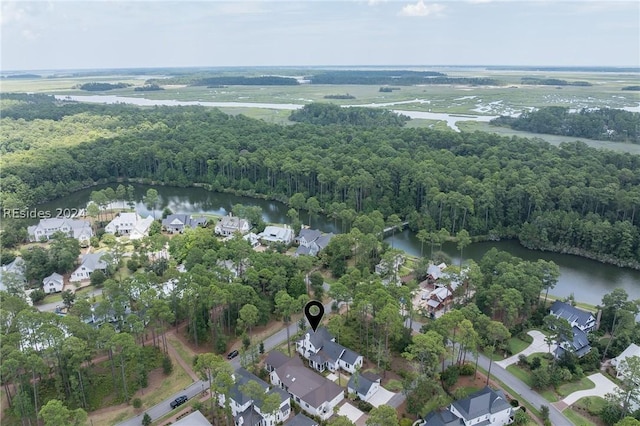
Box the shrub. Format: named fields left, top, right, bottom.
left=29, top=289, right=46, bottom=304
left=518, top=354, right=529, bottom=367
left=459, top=363, right=475, bottom=376
left=132, top=398, right=142, bottom=409
left=510, top=399, right=519, bottom=407
left=441, top=366, right=459, bottom=389
left=356, top=400, right=373, bottom=412
left=142, top=413, right=152, bottom=426
left=400, top=419, right=414, bottom=426
left=530, top=357, right=542, bottom=370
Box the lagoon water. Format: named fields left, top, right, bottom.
left=38, top=183, right=640, bottom=307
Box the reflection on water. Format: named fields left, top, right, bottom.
left=38, top=183, right=640, bottom=306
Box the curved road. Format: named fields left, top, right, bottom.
left=116, top=292, right=571, bottom=426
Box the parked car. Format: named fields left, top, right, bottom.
left=170, top=395, right=188, bottom=409
left=227, top=350, right=239, bottom=359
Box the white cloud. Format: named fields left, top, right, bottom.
left=398, top=1, right=445, bottom=17
left=21, top=28, right=39, bottom=40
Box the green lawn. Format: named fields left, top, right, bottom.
left=564, top=408, right=597, bottom=426
left=384, top=379, right=403, bottom=392
left=557, top=377, right=596, bottom=398
left=573, top=396, right=607, bottom=416
left=506, top=365, right=533, bottom=387
left=507, top=335, right=533, bottom=355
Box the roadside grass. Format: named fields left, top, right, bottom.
left=41, top=292, right=63, bottom=304
left=167, top=335, right=197, bottom=366
left=573, top=396, right=606, bottom=416
left=564, top=408, right=597, bottom=426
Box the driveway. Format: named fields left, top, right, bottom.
left=561, top=373, right=619, bottom=406
left=496, top=330, right=554, bottom=368
left=337, top=402, right=365, bottom=424
left=367, top=386, right=395, bottom=407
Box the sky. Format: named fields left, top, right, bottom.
left=1, top=0, right=639, bottom=71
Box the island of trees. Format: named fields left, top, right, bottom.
left=77, top=82, right=132, bottom=91
left=491, top=107, right=640, bottom=143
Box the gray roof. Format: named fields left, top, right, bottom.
left=295, top=245, right=313, bottom=256
left=236, top=406, right=262, bottom=426
left=550, top=301, right=595, bottom=328
left=422, top=410, right=465, bottom=426
left=347, top=372, right=380, bottom=396
left=162, top=214, right=207, bottom=229
left=173, top=411, right=212, bottom=426
left=43, top=272, right=63, bottom=285
left=341, top=347, right=361, bottom=365
left=315, top=233, right=334, bottom=250
left=275, top=355, right=343, bottom=408
left=299, top=228, right=322, bottom=243
left=285, top=413, right=319, bottom=426
left=230, top=368, right=269, bottom=406
left=555, top=326, right=592, bottom=358
left=80, top=253, right=108, bottom=271
left=452, top=386, right=511, bottom=420
left=305, top=327, right=333, bottom=349
left=265, top=350, right=291, bottom=370
left=321, top=340, right=345, bottom=363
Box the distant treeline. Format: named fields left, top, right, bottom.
left=78, top=82, right=132, bottom=91
left=289, top=103, right=410, bottom=127
left=2, top=74, right=41, bottom=79
left=521, top=77, right=592, bottom=87
left=491, top=107, right=640, bottom=143
left=621, top=86, right=640, bottom=91
left=308, top=70, right=499, bottom=86
left=147, top=76, right=299, bottom=86
left=134, top=84, right=164, bottom=91
left=379, top=87, right=401, bottom=92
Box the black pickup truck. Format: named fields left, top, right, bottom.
left=170, top=395, right=188, bottom=409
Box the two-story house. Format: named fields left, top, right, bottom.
left=70, top=253, right=108, bottom=282
left=549, top=301, right=596, bottom=359
left=43, top=272, right=64, bottom=293
left=161, top=214, right=208, bottom=233
left=347, top=371, right=381, bottom=402
left=295, top=229, right=334, bottom=257
left=265, top=351, right=344, bottom=422
left=0, top=256, right=26, bottom=292
left=258, top=226, right=294, bottom=245
left=105, top=212, right=154, bottom=239
left=218, top=368, right=290, bottom=426
left=27, top=218, right=93, bottom=245
left=296, top=327, right=363, bottom=374
left=421, top=386, right=515, bottom=426
left=214, top=213, right=250, bottom=236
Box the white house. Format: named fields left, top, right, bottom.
left=295, top=229, right=334, bottom=257
left=105, top=212, right=154, bottom=239
left=172, top=411, right=212, bottom=426
left=70, top=253, right=108, bottom=282
left=43, top=272, right=64, bottom=293
left=243, top=232, right=260, bottom=248
left=422, top=386, right=514, bottom=426
left=296, top=327, right=363, bottom=374
left=612, top=343, right=640, bottom=379
left=161, top=214, right=207, bottom=233
left=284, top=413, right=319, bottom=426
left=27, top=218, right=93, bottom=244
left=258, top=226, right=294, bottom=245
left=266, top=351, right=344, bottom=422
left=0, top=256, right=26, bottom=292
left=347, top=371, right=381, bottom=402
left=549, top=301, right=597, bottom=333
left=214, top=213, right=250, bottom=236
left=218, top=367, right=291, bottom=426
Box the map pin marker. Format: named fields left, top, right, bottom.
left=304, top=300, right=324, bottom=332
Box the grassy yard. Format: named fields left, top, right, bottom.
left=564, top=408, right=597, bottom=426
left=384, top=379, right=403, bottom=392
left=557, top=377, right=596, bottom=398
left=507, top=334, right=533, bottom=355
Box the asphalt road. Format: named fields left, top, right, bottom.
left=115, top=298, right=334, bottom=426
left=36, top=288, right=103, bottom=312
left=115, top=287, right=571, bottom=426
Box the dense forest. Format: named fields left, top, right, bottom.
left=520, top=77, right=592, bottom=86
left=1, top=94, right=639, bottom=267
left=77, top=82, right=132, bottom=91
left=490, top=107, right=640, bottom=143
left=289, top=103, right=410, bottom=127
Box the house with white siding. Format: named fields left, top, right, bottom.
left=70, top=253, right=108, bottom=282
left=214, top=213, right=250, bottom=236
left=43, top=272, right=64, bottom=293
left=27, top=218, right=93, bottom=245
left=421, top=386, right=515, bottom=426
left=296, top=327, right=363, bottom=374
left=265, top=351, right=344, bottom=422
left=105, top=212, right=154, bottom=239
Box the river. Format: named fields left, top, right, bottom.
left=54, top=94, right=498, bottom=132
left=36, top=183, right=640, bottom=307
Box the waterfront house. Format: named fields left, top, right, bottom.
left=611, top=343, right=640, bottom=379
left=214, top=213, right=250, bottom=236
left=105, top=212, right=154, bottom=239
left=549, top=301, right=596, bottom=333
left=258, top=225, right=294, bottom=245
left=27, top=218, right=93, bottom=244
left=161, top=214, right=207, bottom=233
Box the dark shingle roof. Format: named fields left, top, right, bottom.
left=555, top=326, right=592, bottom=358
left=452, top=386, right=511, bottom=420
left=275, top=355, right=343, bottom=408
left=305, top=327, right=333, bottom=349
left=229, top=368, right=269, bottom=406
left=265, top=351, right=291, bottom=370
left=347, top=372, right=379, bottom=396
left=549, top=301, right=594, bottom=328
left=422, top=410, right=465, bottom=426
left=285, top=413, right=319, bottom=426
